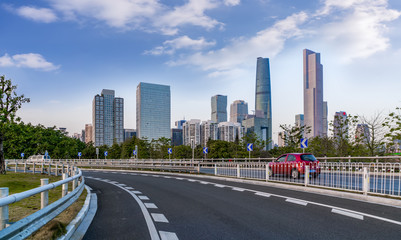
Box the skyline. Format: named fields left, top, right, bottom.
left=1, top=0, right=401, bottom=142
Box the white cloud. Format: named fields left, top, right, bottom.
left=0, top=53, right=60, bottom=71
left=316, top=0, right=401, bottom=62
left=169, top=12, right=308, bottom=73
left=145, top=35, right=216, bottom=55
left=16, top=6, right=58, bottom=23
left=224, top=0, right=240, bottom=6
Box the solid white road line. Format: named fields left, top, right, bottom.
left=332, top=209, right=364, bottom=220
left=255, top=192, right=271, bottom=198
left=126, top=187, right=134, bottom=190
left=145, top=203, right=158, bottom=209
left=199, top=181, right=210, bottom=184
left=214, top=184, right=226, bottom=188
left=159, top=231, right=179, bottom=240
left=151, top=213, right=169, bottom=223
left=132, top=191, right=142, bottom=194
left=139, top=196, right=150, bottom=200
left=285, top=198, right=308, bottom=206
left=232, top=187, right=246, bottom=192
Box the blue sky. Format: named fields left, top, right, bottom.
left=1, top=0, right=401, bottom=143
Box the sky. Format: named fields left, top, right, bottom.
left=1, top=0, right=401, bottom=143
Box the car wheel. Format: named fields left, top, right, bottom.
left=291, top=169, right=299, bottom=179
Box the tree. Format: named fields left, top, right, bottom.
left=359, top=112, right=386, bottom=156
left=0, top=75, right=30, bottom=174
left=279, top=124, right=311, bottom=150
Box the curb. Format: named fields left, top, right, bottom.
left=58, top=184, right=98, bottom=240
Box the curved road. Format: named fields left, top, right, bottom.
left=83, top=170, right=401, bottom=240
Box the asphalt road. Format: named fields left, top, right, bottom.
left=83, top=170, right=401, bottom=240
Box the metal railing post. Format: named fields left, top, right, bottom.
left=24, top=162, right=27, bottom=173
left=40, top=179, right=49, bottom=209
left=363, top=167, right=370, bottom=195
left=41, top=162, right=44, bottom=174
left=14, top=160, right=17, bottom=172
left=197, top=163, right=200, bottom=173
left=55, top=164, right=58, bottom=176
left=33, top=162, right=36, bottom=174
left=0, top=188, right=9, bottom=230
left=48, top=163, right=51, bottom=176
left=72, top=169, right=77, bottom=191
left=62, top=173, right=68, bottom=197
left=266, top=164, right=270, bottom=182
left=237, top=164, right=240, bottom=178
left=214, top=164, right=217, bottom=175
left=305, top=165, right=310, bottom=186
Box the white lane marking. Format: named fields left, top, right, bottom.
left=139, top=196, right=150, bottom=200
left=199, top=181, right=209, bottom=184
left=122, top=173, right=127, bottom=175
left=232, top=187, right=246, bottom=192
left=332, top=209, right=364, bottom=220
left=145, top=203, right=158, bottom=209
left=131, top=173, right=138, bottom=175
left=90, top=178, right=160, bottom=240
left=118, top=184, right=127, bottom=187
left=214, top=184, right=226, bottom=188
left=111, top=172, right=117, bottom=174
left=151, top=213, right=169, bottom=223
left=132, top=191, right=142, bottom=194
left=141, top=174, right=149, bottom=176
left=152, top=175, right=160, bottom=177
left=187, top=179, right=197, bottom=182
left=109, top=181, right=119, bottom=184
left=85, top=176, right=93, bottom=179
left=163, top=176, right=172, bottom=179
left=175, top=178, right=184, bottom=180
left=126, top=187, right=134, bottom=190
left=286, top=198, right=308, bottom=206
left=255, top=192, right=271, bottom=198
left=159, top=231, right=179, bottom=240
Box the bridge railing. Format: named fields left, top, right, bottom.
left=0, top=162, right=84, bottom=239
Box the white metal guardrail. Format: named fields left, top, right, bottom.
left=0, top=162, right=84, bottom=239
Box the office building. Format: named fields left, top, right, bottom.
left=242, top=117, right=270, bottom=150
left=356, top=124, right=370, bottom=144
left=323, top=101, right=328, bottom=136
left=183, top=119, right=201, bottom=147
left=136, top=82, right=171, bottom=141
left=303, top=49, right=324, bottom=138
left=218, top=122, right=244, bottom=142
left=230, top=100, right=248, bottom=124
left=201, top=120, right=218, bottom=146
left=92, top=89, right=124, bottom=146
left=124, top=129, right=136, bottom=141
left=175, top=120, right=186, bottom=129
left=295, top=114, right=304, bottom=128
left=278, top=131, right=288, bottom=147
left=211, top=95, right=227, bottom=123
left=85, top=124, right=93, bottom=144
left=171, top=128, right=183, bottom=146
left=333, top=111, right=348, bottom=139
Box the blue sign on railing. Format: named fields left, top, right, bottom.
left=78, top=152, right=82, bottom=157
left=301, top=138, right=308, bottom=149
left=104, top=151, right=108, bottom=156
left=203, top=147, right=209, bottom=154
left=247, top=143, right=253, bottom=152
left=168, top=148, right=172, bottom=154
left=133, top=150, right=137, bottom=155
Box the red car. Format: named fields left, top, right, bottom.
left=268, top=153, right=320, bottom=178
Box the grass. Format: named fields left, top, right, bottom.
left=0, top=171, right=87, bottom=239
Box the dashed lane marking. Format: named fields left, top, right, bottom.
left=145, top=203, right=158, bottom=209
left=285, top=198, right=308, bottom=206
left=132, top=191, right=142, bottom=194
left=126, top=187, right=134, bottom=190
left=232, top=187, right=246, bottom=192
left=139, top=196, right=150, bottom=200
left=151, top=213, right=169, bottom=223
left=214, top=184, right=226, bottom=188
left=255, top=192, right=271, bottom=198
left=332, top=209, right=364, bottom=220
left=159, top=231, right=179, bottom=240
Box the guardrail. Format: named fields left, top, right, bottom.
left=0, top=162, right=84, bottom=239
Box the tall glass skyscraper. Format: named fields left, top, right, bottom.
left=211, top=95, right=227, bottom=123
left=230, top=100, right=248, bottom=124
left=303, top=49, right=324, bottom=138
left=92, top=89, right=124, bottom=147
left=136, top=82, right=171, bottom=141
left=255, top=57, right=272, bottom=150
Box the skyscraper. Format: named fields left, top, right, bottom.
left=136, top=82, right=171, bottom=141
left=333, top=111, right=348, bottom=139
left=295, top=114, right=304, bottom=128
left=92, top=89, right=124, bottom=147
left=85, top=124, right=93, bottom=144
left=255, top=57, right=272, bottom=150
left=230, top=100, right=248, bottom=124
left=211, top=95, right=227, bottom=123
left=182, top=119, right=201, bottom=146
left=303, top=49, right=324, bottom=138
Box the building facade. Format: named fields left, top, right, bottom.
left=211, top=95, right=227, bottom=123
left=230, top=100, right=248, bottom=124
left=295, top=114, right=304, bottom=128
left=356, top=124, right=370, bottom=144
left=124, top=129, right=136, bottom=141
left=200, top=120, right=218, bottom=146
left=84, top=124, right=93, bottom=144
left=92, top=89, right=124, bottom=147
left=303, top=49, right=324, bottom=138
left=183, top=119, right=201, bottom=147
left=242, top=117, right=270, bottom=150
left=136, top=82, right=171, bottom=141
left=333, top=111, right=348, bottom=139
left=218, top=122, right=244, bottom=142
left=254, top=57, right=272, bottom=150
left=171, top=128, right=183, bottom=146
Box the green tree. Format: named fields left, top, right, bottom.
left=0, top=75, right=30, bottom=173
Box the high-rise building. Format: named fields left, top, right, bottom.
left=356, top=124, right=370, bottom=144
left=175, top=120, right=186, bottom=129
left=230, top=100, right=248, bottom=124
left=303, top=49, right=324, bottom=138
left=211, top=95, right=227, bottom=123
left=323, top=101, right=328, bottom=136
left=333, top=111, right=348, bottom=139
left=200, top=120, right=218, bottom=146
left=218, top=122, right=244, bottom=142
left=183, top=119, right=201, bottom=147
left=136, top=82, right=171, bottom=141
left=92, top=89, right=124, bottom=147
left=171, top=128, right=183, bottom=146
left=242, top=117, right=270, bottom=149
left=295, top=114, right=304, bottom=128
left=85, top=124, right=93, bottom=144
left=253, top=57, right=272, bottom=150
left=124, top=129, right=136, bottom=141
left=278, top=131, right=288, bottom=147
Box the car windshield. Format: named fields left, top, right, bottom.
left=300, top=154, right=317, bottom=161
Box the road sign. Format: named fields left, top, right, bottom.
left=168, top=148, right=172, bottom=154
left=301, top=138, right=308, bottom=148
left=96, top=148, right=99, bottom=155
left=78, top=152, right=82, bottom=157
left=247, top=143, right=253, bottom=152
left=104, top=151, right=108, bottom=156
left=45, top=150, right=49, bottom=156
left=203, top=147, right=209, bottom=154
left=21, top=153, right=24, bottom=158
left=133, top=150, right=137, bottom=155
